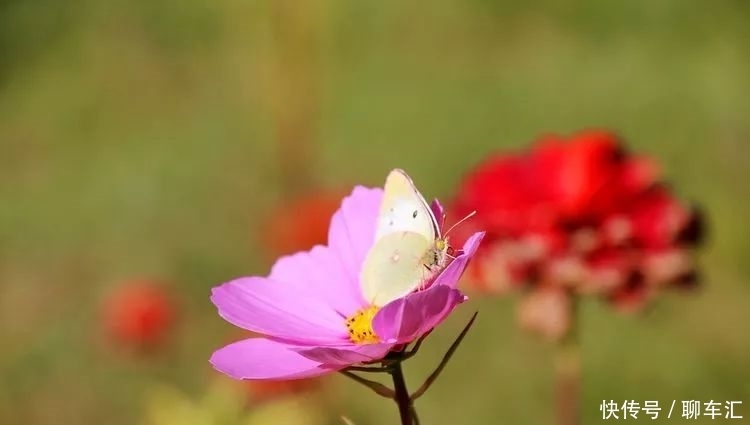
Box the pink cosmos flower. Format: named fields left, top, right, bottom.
left=210, top=185, right=485, bottom=380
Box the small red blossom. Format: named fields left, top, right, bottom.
left=260, top=190, right=347, bottom=259
left=244, top=378, right=322, bottom=403
left=102, top=280, right=177, bottom=350
left=449, top=130, right=703, bottom=339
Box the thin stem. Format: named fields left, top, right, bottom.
left=411, top=405, right=421, bottom=425
left=344, top=365, right=392, bottom=373
left=339, top=370, right=394, bottom=398
left=555, top=294, right=580, bottom=425
left=268, top=0, right=320, bottom=196
left=390, top=362, right=413, bottom=425
left=402, top=330, right=432, bottom=360
left=410, top=312, right=478, bottom=401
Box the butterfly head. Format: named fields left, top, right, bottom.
left=436, top=210, right=476, bottom=259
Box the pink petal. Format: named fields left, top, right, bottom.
left=210, top=338, right=337, bottom=380
left=327, top=186, right=383, bottom=293
left=211, top=277, right=347, bottom=344
left=372, top=284, right=467, bottom=344
left=293, top=342, right=394, bottom=365
left=436, top=232, right=486, bottom=288
left=269, top=245, right=364, bottom=317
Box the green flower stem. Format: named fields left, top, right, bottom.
left=555, top=295, right=580, bottom=425
left=390, top=362, right=414, bottom=425
left=268, top=0, right=320, bottom=196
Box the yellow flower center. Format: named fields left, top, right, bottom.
left=345, top=306, right=380, bottom=344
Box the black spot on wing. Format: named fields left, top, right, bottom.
left=412, top=210, right=418, bottom=218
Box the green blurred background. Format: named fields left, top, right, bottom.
left=1, top=0, right=749, bottom=424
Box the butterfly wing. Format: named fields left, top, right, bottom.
left=374, top=169, right=439, bottom=241
left=360, top=232, right=437, bottom=306
left=360, top=170, right=450, bottom=306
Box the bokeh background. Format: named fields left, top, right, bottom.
left=1, top=1, right=749, bottom=424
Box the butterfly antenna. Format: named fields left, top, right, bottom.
left=443, top=210, right=477, bottom=237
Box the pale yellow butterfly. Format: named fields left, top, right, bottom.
left=360, top=169, right=473, bottom=306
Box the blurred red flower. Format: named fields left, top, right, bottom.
left=102, top=280, right=177, bottom=350
left=260, top=190, right=345, bottom=259
left=244, top=378, right=322, bottom=404
left=449, top=130, right=703, bottom=338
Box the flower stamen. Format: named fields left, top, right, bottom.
left=345, top=306, right=380, bottom=344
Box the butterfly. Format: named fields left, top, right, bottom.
left=360, top=169, right=473, bottom=306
